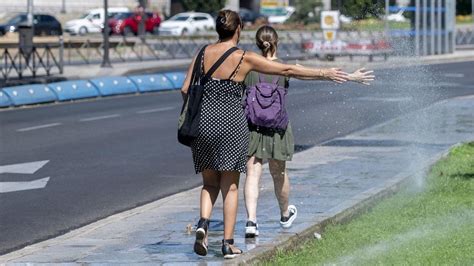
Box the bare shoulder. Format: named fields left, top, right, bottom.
left=242, top=50, right=261, bottom=62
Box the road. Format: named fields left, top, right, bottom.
left=0, top=61, right=473, bottom=254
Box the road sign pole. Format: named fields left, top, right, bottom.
left=101, top=0, right=112, bottom=68
left=384, top=0, right=389, bottom=38
left=415, top=0, right=420, bottom=56
left=138, top=0, right=147, bottom=42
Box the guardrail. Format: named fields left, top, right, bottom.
left=456, top=28, right=474, bottom=49
left=1, top=41, right=63, bottom=82
left=1, top=29, right=471, bottom=84
left=0, top=71, right=186, bottom=108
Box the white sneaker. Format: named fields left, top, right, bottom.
left=245, top=220, right=259, bottom=238
left=280, top=205, right=297, bottom=228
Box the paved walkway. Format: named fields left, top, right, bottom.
left=0, top=95, right=473, bottom=264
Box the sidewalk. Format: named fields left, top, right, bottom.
left=1, top=90, right=473, bottom=264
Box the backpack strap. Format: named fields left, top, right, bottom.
left=258, top=73, right=281, bottom=85
left=205, top=47, right=239, bottom=77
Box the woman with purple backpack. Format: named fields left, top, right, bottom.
left=243, top=25, right=374, bottom=238
left=180, top=10, right=373, bottom=259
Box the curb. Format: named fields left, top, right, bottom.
left=230, top=147, right=454, bottom=265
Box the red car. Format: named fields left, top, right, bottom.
left=108, top=12, right=132, bottom=35
left=115, top=12, right=161, bottom=35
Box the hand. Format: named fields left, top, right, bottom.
left=322, top=68, right=349, bottom=84
left=349, top=68, right=375, bottom=85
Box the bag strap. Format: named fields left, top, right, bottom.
left=205, top=47, right=239, bottom=77
left=189, top=45, right=208, bottom=85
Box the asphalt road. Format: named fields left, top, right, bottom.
left=0, top=61, right=473, bottom=254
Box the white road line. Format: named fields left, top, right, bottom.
left=17, top=123, right=62, bottom=132
left=443, top=73, right=465, bottom=78
left=79, top=114, right=121, bottom=122
left=136, top=106, right=176, bottom=114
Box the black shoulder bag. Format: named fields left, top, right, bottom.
left=177, top=45, right=207, bottom=146
left=178, top=46, right=239, bottom=147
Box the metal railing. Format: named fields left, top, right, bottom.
left=456, top=28, right=474, bottom=49
left=1, top=41, right=63, bottom=83
left=1, top=28, right=471, bottom=83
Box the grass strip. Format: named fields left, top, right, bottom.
left=265, top=142, right=474, bottom=265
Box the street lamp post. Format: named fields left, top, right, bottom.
left=138, top=0, right=147, bottom=41
left=101, top=0, right=112, bottom=67
left=61, top=0, right=66, bottom=13
left=384, top=0, right=389, bottom=38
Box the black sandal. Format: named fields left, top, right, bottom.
left=222, top=239, right=243, bottom=259
left=194, top=218, right=209, bottom=256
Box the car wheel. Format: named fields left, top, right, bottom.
left=124, top=26, right=135, bottom=36
left=153, top=26, right=160, bottom=35
left=78, top=26, right=88, bottom=36
left=325, top=54, right=335, bottom=61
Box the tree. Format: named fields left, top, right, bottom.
left=340, top=0, right=385, bottom=20
left=456, top=0, right=472, bottom=15
left=289, top=0, right=323, bottom=24
left=180, top=0, right=226, bottom=14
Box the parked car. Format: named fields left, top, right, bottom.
left=339, top=14, right=353, bottom=24
left=0, top=13, right=62, bottom=36
left=119, top=12, right=161, bottom=36
left=158, top=12, right=215, bottom=36
left=107, top=12, right=132, bottom=35
left=239, top=8, right=267, bottom=25
left=267, top=6, right=295, bottom=24
left=65, top=7, right=129, bottom=35
left=385, top=10, right=408, bottom=22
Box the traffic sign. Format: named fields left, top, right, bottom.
left=321, top=11, right=340, bottom=30
left=323, top=30, right=337, bottom=42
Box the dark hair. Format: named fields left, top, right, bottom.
left=256, top=25, right=278, bottom=57
left=216, top=9, right=243, bottom=40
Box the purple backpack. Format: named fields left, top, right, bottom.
left=245, top=73, right=289, bottom=130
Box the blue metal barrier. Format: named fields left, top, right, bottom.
left=89, top=76, right=138, bottom=96
left=128, top=74, right=175, bottom=92
left=48, top=80, right=100, bottom=101
left=164, top=72, right=186, bottom=89
left=2, top=84, right=58, bottom=106
left=0, top=90, right=12, bottom=107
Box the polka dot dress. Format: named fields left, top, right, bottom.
left=191, top=78, right=249, bottom=174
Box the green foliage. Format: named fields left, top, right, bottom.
left=288, top=0, right=323, bottom=25
left=456, top=0, right=473, bottom=15
left=179, top=0, right=226, bottom=14
left=264, top=142, right=474, bottom=265
left=341, top=0, right=384, bottom=20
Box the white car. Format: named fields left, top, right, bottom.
left=158, top=12, right=215, bottom=36
left=267, top=6, right=295, bottom=24
left=386, top=10, right=408, bottom=22
left=65, top=7, right=129, bottom=35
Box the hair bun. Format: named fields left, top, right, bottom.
left=263, top=41, right=271, bottom=48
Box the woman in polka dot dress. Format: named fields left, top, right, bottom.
left=180, top=10, right=375, bottom=259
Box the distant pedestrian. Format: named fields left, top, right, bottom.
left=180, top=10, right=373, bottom=259
left=243, top=25, right=375, bottom=238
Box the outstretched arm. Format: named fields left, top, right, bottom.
left=347, top=68, right=375, bottom=85
left=243, top=51, right=349, bottom=84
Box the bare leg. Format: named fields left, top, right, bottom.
left=244, top=156, right=263, bottom=222
left=220, top=170, right=240, bottom=240
left=268, top=159, right=290, bottom=217
left=200, top=169, right=221, bottom=219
